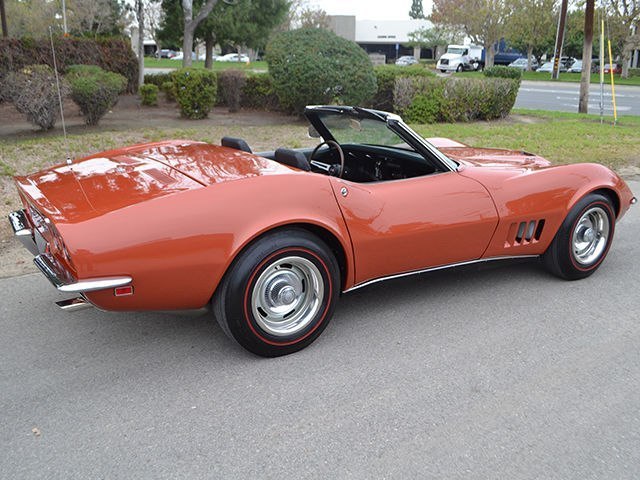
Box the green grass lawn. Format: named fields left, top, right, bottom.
left=412, top=109, right=640, bottom=171
left=144, top=57, right=268, bottom=71
left=455, top=70, right=640, bottom=86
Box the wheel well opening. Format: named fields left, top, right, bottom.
left=593, top=188, right=621, bottom=217
left=288, top=223, right=349, bottom=291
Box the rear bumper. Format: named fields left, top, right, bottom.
left=9, top=209, right=132, bottom=294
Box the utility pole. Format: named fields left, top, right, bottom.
left=1, top=0, right=8, bottom=38
left=551, top=0, right=569, bottom=80
left=578, top=0, right=595, bottom=113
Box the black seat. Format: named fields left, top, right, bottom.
left=274, top=148, right=311, bottom=171
left=221, top=136, right=252, bottom=153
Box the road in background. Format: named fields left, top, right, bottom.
left=515, top=81, right=640, bottom=115
left=1, top=182, right=639, bottom=479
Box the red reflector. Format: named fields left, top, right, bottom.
left=114, top=286, right=133, bottom=296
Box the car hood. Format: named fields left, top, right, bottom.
left=15, top=140, right=292, bottom=223
left=425, top=138, right=552, bottom=171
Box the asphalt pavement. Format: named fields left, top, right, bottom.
left=515, top=80, right=640, bottom=115
left=1, top=181, right=639, bottom=479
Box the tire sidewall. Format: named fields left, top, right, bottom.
left=566, top=199, right=615, bottom=272
left=221, top=230, right=339, bottom=356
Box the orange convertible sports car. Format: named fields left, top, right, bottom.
left=9, top=106, right=636, bottom=356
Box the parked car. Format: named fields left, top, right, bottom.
left=156, top=49, right=177, bottom=59
left=170, top=51, right=198, bottom=61
left=537, top=60, right=567, bottom=73
left=604, top=63, right=622, bottom=74
left=508, top=57, right=539, bottom=71
left=568, top=60, right=583, bottom=73
left=9, top=106, right=636, bottom=357
left=395, top=55, right=418, bottom=66
left=216, top=53, right=250, bottom=63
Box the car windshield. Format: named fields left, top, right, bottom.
left=315, top=111, right=412, bottom=150
left=447, top=47, right=465, bottom=54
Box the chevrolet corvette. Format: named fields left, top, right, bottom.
left=9, top=106, right=636, bottom=356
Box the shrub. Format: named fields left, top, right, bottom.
left=241, top=73, right=281, bottom=110
left=144, top=72, right=173, bottom=87
left=4, top=65, right=69, bottom=130
left=218, top=70, right=247, bottom=112
left=66, top=64, right=127, bottom=125
left=628, top=68, right=640, bottom=78
left=372, top=64, right=435, bottom=111
left=394, top=76, right=519, bottom=123
left=139, top=83, right=159, bottom=106
left=266, top=28, right=377, bottom=113
left=0, top=37, right=138, bottom=93
left=161, top=81, right=176, bottom=102
left=171, top=68, right=217, bottom=119
left=483, top=65, right=522, bottom=79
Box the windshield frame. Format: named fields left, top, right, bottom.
left=304, top=106, right=458, bottom=172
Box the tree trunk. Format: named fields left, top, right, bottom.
left=484, top=42, right=495, bottom=68
left=137, top=0, right=144, bottom=88
left=0, top=0, right=8, bottom=38
left=578, top=0, right=594, bottom=113
left=527, top=45, right=533, bottom=71
left=182, top=0, right=219, bottom=68
left=205, top=37, right=214, bottom=69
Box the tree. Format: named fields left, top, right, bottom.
left=181, top=0, right=219, bottom=67
left=297, top=5, right=329, bottom=28
left=145, top=0, right=165, bottom=55
left=408, top=24, right=463, bottom=59
left=504, top=0, right=556, bottom=70
left=430, top=0, right=508, bottom=67
left=409, top=0, right=424, bottom=19
left=603, top=0, right=640, bottom=77
left=579, top=0, right=595, bottom=113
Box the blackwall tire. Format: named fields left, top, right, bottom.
left=542, top=193, right=615, bottom=280
left=212, top=228, right=340, bottom=357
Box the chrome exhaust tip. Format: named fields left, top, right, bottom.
left=56, top=297, right=93, bottom=312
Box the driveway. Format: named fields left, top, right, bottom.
left=1, top=181, right=639, bottom=479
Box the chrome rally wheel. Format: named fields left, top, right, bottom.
left=571, top=206, right=610, bottom=266
left=251, top=256, right=324, bottom=337
left=543, top=193, right=615, bottom=280
left=212, top=229, right=340, bottom=357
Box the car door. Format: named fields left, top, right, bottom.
left=329, top=172, right=499, bottom=286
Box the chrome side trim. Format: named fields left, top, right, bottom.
left=34, top=254, right=132, bottom=293
left=8, top=210, right=39, bottom=256
left=343, top=255, right=540, bottom=293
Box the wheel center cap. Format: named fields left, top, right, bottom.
left=583, top=227, right=595, bottom=243
left=278, top=286, right=297, bottom=305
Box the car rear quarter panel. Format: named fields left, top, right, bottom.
left=460, top=162, right=633, bottom=257
left=72, top=173, right=353, bottom=311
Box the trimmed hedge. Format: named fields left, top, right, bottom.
left=483, top=65, right=522, bottom=79
left=628, top=68, right=640, bottom=78
left=394, top=76, right=520, bottom=123
left=0, top=37, right=138, bottom=93
left=144, top=72, right=173, bottom=87
left=139, top=84, right=159, bottom=106
left=66, top=64, right=127, bottom=125
left=218, top=70, right=247, bottom=112
left=266, top=28, right=377, bottom=113
left=372, top=64, right=435, bottom=111
left=171, top=68, right=217, bottom=119
left=241, top=73, right=281, bottom=110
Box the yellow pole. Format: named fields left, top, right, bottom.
left=607, top=38, right=617, bottom=124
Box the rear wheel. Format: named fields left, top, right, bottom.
left=212, top=229, right=340, bottom=357
left=543, top=193, right=615, bottom=280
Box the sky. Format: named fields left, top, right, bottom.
left=311, top=0, right=434, bottom=21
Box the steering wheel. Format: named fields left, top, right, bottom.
left=310, top=140, right=345, bottom=178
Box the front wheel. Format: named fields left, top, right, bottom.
left=456, top=64, right=463, bottom=72
left=212, top=229, right=340, bottom=357
left=542, top=193, right=615, bottom=280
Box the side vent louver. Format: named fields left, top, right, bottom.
left=505, top=219, right=545, bottom=247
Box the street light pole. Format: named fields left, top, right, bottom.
left=551, top=0, right=568, bottom=80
